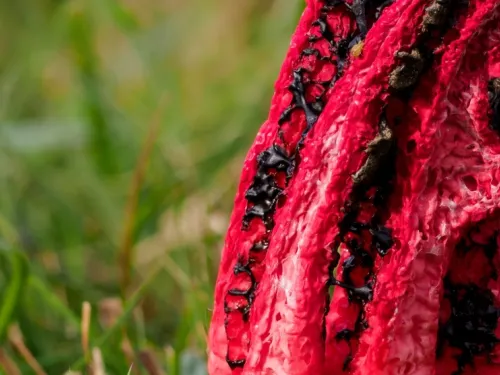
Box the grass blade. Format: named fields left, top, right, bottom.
left=0, top=250, right=28, bottom=342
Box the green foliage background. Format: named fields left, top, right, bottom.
left=0, top=0, right=302, bottom=374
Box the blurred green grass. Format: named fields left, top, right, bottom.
left=0, top=0, right=302, bottom=374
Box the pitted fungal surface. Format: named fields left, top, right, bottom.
left=326, top=0, right=469, bottom=369
left=327, top=111, right=397, bottom=370
left=224, top=0, right=388, bottom=368
left=209, top=0, right=500, bottom=374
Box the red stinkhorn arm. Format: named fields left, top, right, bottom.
left=208, top=0, right=500, bottom=374
left=209, top=1, right=358, bottom=372
left=349, top=2, right=500, bottom=374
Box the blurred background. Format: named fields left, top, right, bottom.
left=0, top=0, right=303, bottom=374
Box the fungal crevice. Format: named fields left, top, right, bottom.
left=437, top=223, right=500, bottom=374
left=326, top=108, right=397, bottom=368
left=324, top=0, right=470, bottom=368
left=224, top=0, right=383, bottom=367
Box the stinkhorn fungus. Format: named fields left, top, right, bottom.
left=208, top=0, right=500, bottom=374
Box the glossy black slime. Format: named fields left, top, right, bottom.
left=256, top=144, right=295, bottom=180
left=226, top=357, right=245, bottom=370
left=309, top=16, right=336, bottom=43
left=224, top=260, right=257, bottom=320
left=242, top=145, right=294, bottom=231
left=370, top=225, right=393, bottom=256
left=278, top=68, right=322, bottom=139
left=251, top=240, right=270, bottom=252
left=243, top=173, right=283, bottom=230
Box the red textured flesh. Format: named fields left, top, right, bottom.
left=433, top=7, right=500, bottom=375
left=434, top=219, right=500, bottom=375
left=245, top=1, right=429, bottom=373
left=206, top=5, right=311, bottom=371
left=321, top=1, right=431, bottom=373
left=208, top=0, right=355, bottom=373
left=351, top=3, right=500, bottom=375
left=209, top=0, right=500, bottom=374
left=206, top=20, right=305, bottom=375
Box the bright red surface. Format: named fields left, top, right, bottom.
left=208, top=1, right=500, bottom=374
